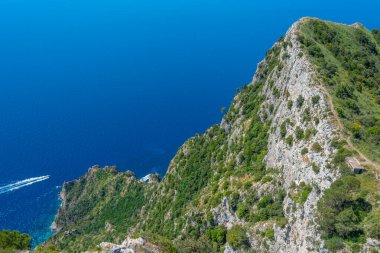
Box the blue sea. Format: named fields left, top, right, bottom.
left=0, top=0, right=378, bottom=247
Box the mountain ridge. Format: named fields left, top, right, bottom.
left=40, top=17, right=380, bottom=253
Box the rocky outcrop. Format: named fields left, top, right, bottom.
left=85, top=237, right=160, bottom=253
left=255, top=19, right=339, bottom=253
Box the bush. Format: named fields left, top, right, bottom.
left=272, top=87, right=280, bottom=98
left=287, top=100, right=293, bottom=109
left=253, top=193, right=285, bottom=222
left=175, top=236, right=213, bottom=253
left=205, top=225, right=227, bottom=245
left=312, top=142, right=323, bottom=153
left=295, top=127, right=304, bottom=140
left=295, top=184, right=312, bottom=204
left=0, top=230, right=31, bottom=250
left=276, top=217, right=288, bottom=228
left=286, top=136, right=293, bottom=146
left=311, top=163, right=320, bottom=174
left=351, top=122, right=362, bottom=139
left=265, top=228, right=275, bottom=240
left=226, top=225, right=249, bottom=249
left=296, top=95, right=305, bottom=108
left=236, top=204, right=250, bottom=220
left=312, top=95, right=320, bottom=106
left=335, top=83, right=354, bottom=99
left=364, top=211, right=380, bottom=239
left=269, top=104, right=275, bottom=113
left=301, top=148, right=308, bottom=155
left=304, top=129, right=312, bottom=139
left=280, top=122, right=287, bottom=138
left=261, top=176, right=273, bottom=183
left=335, top=207, right=361, bottom=237
left=317, top=176, right=372, bottom=243
left=302, top=107, right=311, bottom=122
left=34, top=244, right=60, bottom=253
left=325, top=237, right=345, bottom=252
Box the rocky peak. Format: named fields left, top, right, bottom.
left=46, top=18, right=380, bottom=253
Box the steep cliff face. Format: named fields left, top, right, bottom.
left=250, top=19, right=339, bottom=252
left=46, top=18, right=380, bottom=253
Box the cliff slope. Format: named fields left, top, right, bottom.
left=44, top=18, right=380, bottom=253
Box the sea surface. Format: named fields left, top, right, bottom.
left=0, top=0, right=378, bottom=247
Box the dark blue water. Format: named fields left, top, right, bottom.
left=0, top=0, right=378, bottom=247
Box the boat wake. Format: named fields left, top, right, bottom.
left=0, top=176, right=50, bottom=195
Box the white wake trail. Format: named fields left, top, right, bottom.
left=0, top=175, right=50, bottom=195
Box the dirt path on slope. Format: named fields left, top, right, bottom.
left=320, top=86, right=380, bottom=172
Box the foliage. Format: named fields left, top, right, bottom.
left=0, top=230, right=31, bottom=250
left=285, top=135, right=293, bottom=146
left=312, top=95, right=320, bottom=106
left=363, top=210, right=380, bottom=239
left=280, top=121, right=287, bottom=138
left=205, top=226, right=227, bottom=245
left=287, top=100, right=293, bottom=109
left=317, top=176, right=374, bottom=248
left=49, top=167, right=149, bottom=252
left=265, top=228, right=275, bottom=241
left=226, top=225, right=248, bottom=249
left=298, top=19, right=380, bottom=162
left=296, top=95, right=305, bottom=108
left=175, top=236, right=213, bottom=253
left=34, top=244, right=60, bottom=253
left=294, top=184, right=312, bottom=204
left=324, top=237, right=345, bottom=252
left=132, top=232, right=177, bottom=253
left=253, top=192, right=285, bottom=222
left=311, top=142, right=323, bottom=152
left=295, top=126, right=304, bottom=140
left=311, top=162, right=320, bottom=174
left=236, top=204, right=250, bottom=220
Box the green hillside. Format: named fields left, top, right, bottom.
left=38, top=18, right=380, bottom=253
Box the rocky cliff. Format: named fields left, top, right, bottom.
left=44, top=18, right=380, bottom=253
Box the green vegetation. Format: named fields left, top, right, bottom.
left=132, top=233, right=176, bottom=253
left=287, top=100, right=293, bottom=109
left=293, top=183, right=312, bottom=204
left=298, top=19, right=380, bottom=162
left=205, top=226, right=226, bottom=244
left=49, top=167, right=149, bottom=251
left=273, top=87, right=280, bottom=98
left=269, top=103, right=275, bottom=113
left=175, top=237, right=213, bottom=253
left=311, top=162, right=320, bottom=174
left=226, top=225, right=248, bottom=249
left=265, top=228, right=275, bottom=241
left=0, top=230, right=31, bottom=251
left=143, top=125, right=228, bottom=238
left=296, top=95, right=305, bottom=108
left=317, top=174, right=380, bottom=251
left=302, top=107, right=311, bottom=122
left=295, top=126, right=304, bottom=140
left=311, top=142, right=323, bottom=152
left=205, top=226, right=227, bottom=251
left=285, top=135, right=293, bottom=146
left=34, top=244, right=60, bottom=253
left=253, top=191, right=285, bottom=222
left=280, top=121, right=287, bottom=138
left=312, top=95, right=320, bottom=106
